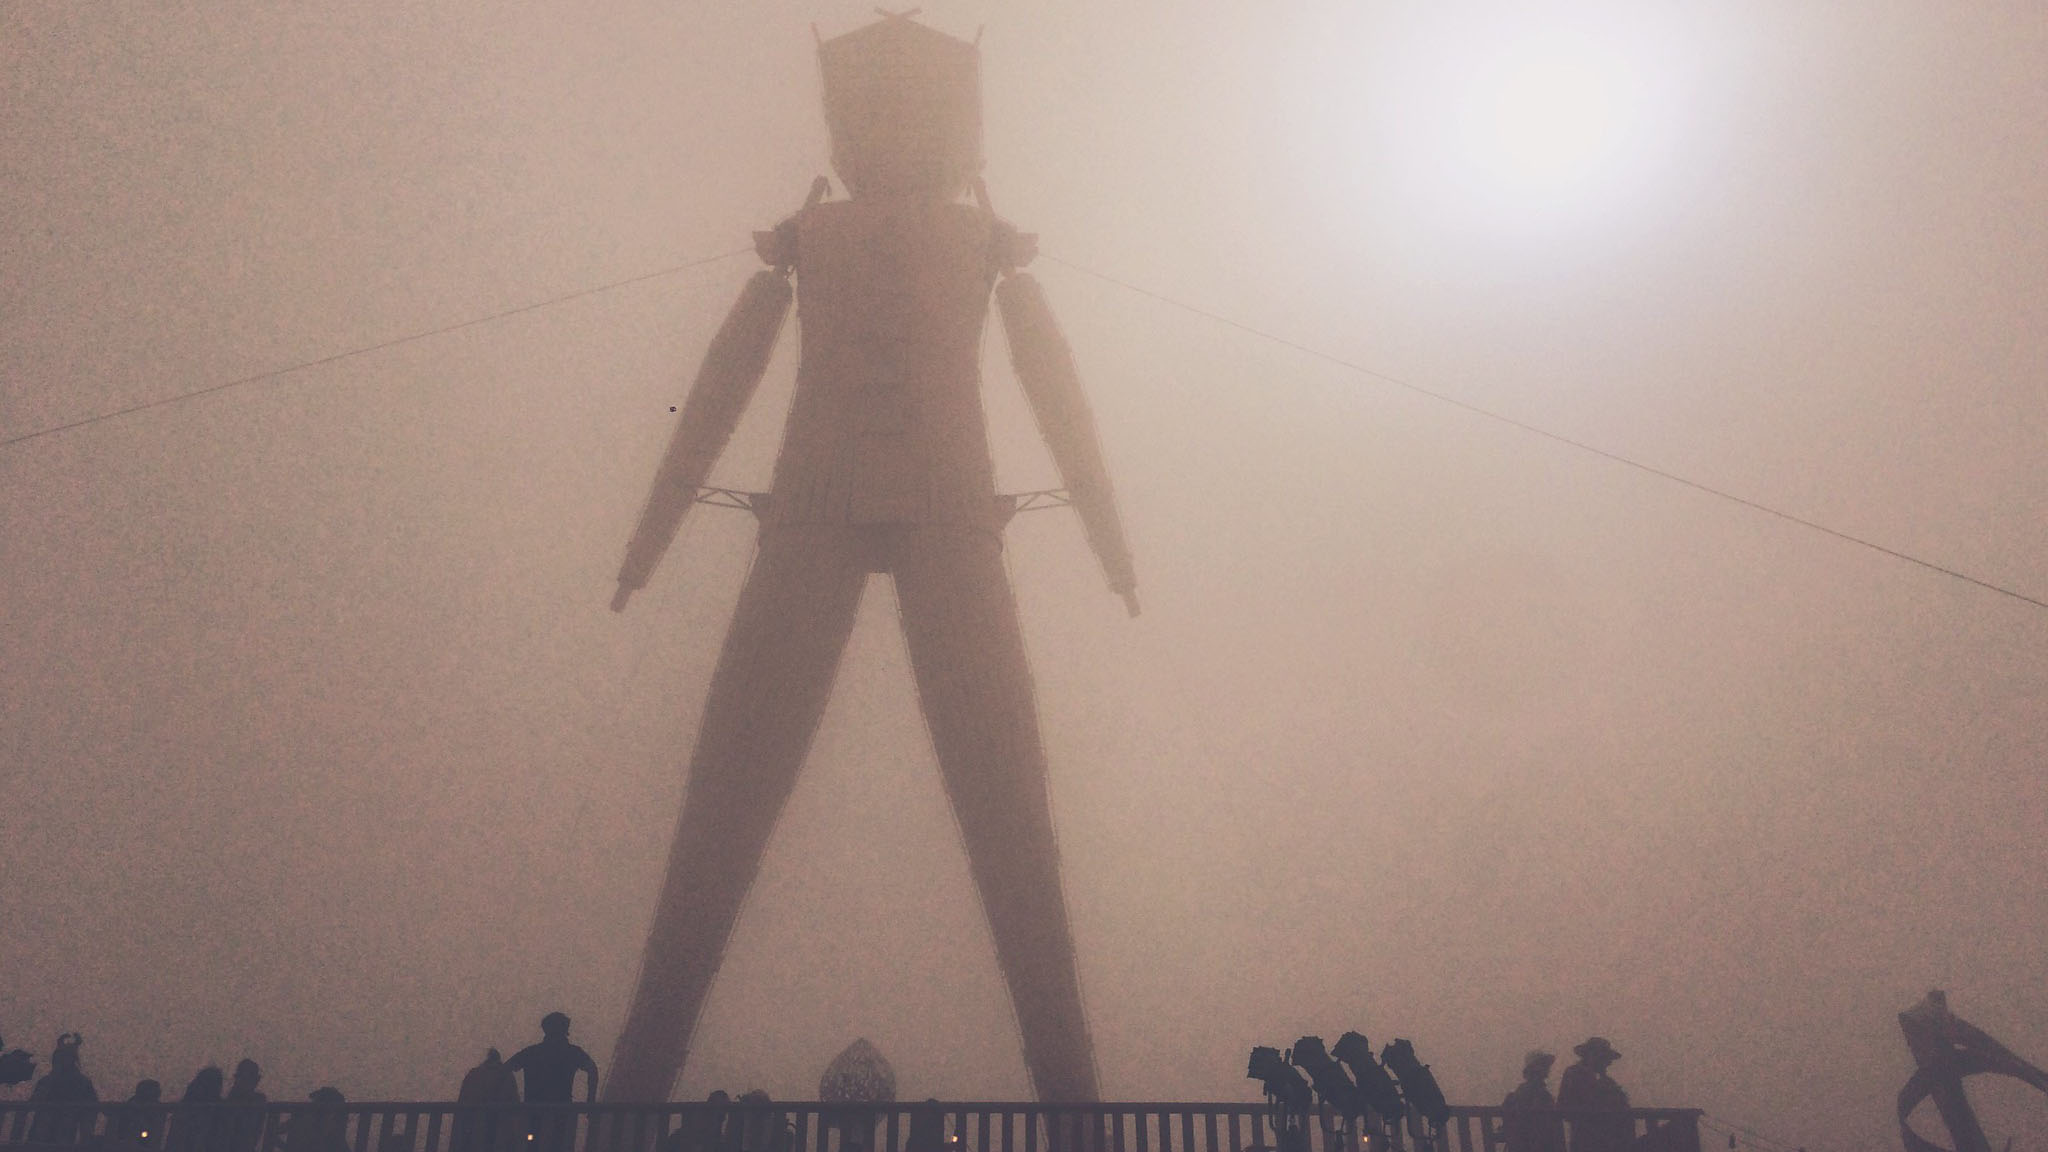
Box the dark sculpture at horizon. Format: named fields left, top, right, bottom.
left=605, top=14, right=1137, bottom=1104
left=1897, top=990, right=2048, bottom=1152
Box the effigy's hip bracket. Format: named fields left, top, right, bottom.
left=689, top=486, right=1073, bottom=525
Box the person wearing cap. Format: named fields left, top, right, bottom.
left=507, top=1014, right=598, bottom=1105
left=1500, top=1050, right=1564, bottom=1152
left=507, top=1013, right=597, bottom=1152
left=1556, top=1038, right=1630, bottom=1152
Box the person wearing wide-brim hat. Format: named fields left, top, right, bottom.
left=1557, top=1038, right=1630, bottom=1152
left=1572, top=1037, right=1621, bottom=1065
left=1501, top=1050, right=1564, bottom=1152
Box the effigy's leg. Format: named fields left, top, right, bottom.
left=893, top=529, right=1101, bottom=1103
left=607, top=528, right=868, bottom=1102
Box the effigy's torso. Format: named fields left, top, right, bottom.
left=767, top=198, right=1001, bottom=529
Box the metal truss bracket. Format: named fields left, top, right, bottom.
left=1003, top=488, right=1072, bottom=519
left=692, top=487, right=766, bottom=516
left=691, top=487, right=1074, bottom=525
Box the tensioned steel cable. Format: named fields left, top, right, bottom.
left=1701, top=1114, right=1804, bottom=1152
left=0, top=246, right=755, bottom=451
left=8, top=241, right=2038, bottom=616
left=1041, top=252, right=2048, bottom=615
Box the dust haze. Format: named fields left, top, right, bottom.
left=3, top=3, right=2045, bottom=1151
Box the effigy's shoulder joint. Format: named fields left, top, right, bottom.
left=990, top=218, right=1038, bottom=275
left=753, top=218, right=801, bottom=271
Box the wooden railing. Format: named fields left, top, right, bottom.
left=0, top=1101, right=1700, bottom=1152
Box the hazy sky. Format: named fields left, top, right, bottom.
left=4, top=4, right=2045, bottom=1151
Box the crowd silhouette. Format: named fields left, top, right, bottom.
left=0, top=1016, right=815, bottom=1152
left=3, top=1020, right=1653, bottom=1152
left=0, top=1016, right=614, bottom=1152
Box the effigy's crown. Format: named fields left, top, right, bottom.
left=818, top=13, right=982, bottom=200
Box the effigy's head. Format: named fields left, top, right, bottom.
left=819, top=15, right=982, bottom=200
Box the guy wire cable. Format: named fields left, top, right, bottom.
left=1702, top=1114, right=1805, bottom=1152
left=0, top=246, right=755, bottom=451
left=11, top=239, right=2041, bottom=620
left=1042, top=251, right=2048, bottom=616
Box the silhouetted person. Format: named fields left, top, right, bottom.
left=223, top=1060, right=267, bottom=1152
left=180, top=1067, right=226, bottom=1103
left=0, top=1029, right=35, bottom=1087
left=459, top=1048, right=520, bottom=1103
left=113, top=1080, right=168, bottom=1148
left=170, top=1065, right=226, bottom=1152
left=286, top=1088, right=352, bottom=1152
left=1500, top=1051, right=1564, bottom=1152
left=507, top=1013, right=596, bottom=1152
left=508, top=1014, right=599, bottom=1103
left=905, top=1101, right=946, bottom=1152
left=1556, top=1038, right=1630, bottom=1152
left=734, top=1090, right=787, bottom=1152
left=225, top=1060, right=265, bottom=1106
left=681, top=1090, right=733, bottom=1152
left=27, top=1033, right=99, bottom=1145
left=455, top=1049, right=523, bottom=1152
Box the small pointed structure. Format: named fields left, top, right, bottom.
left=819, top=1038, right=897, bottom=1103
left=820, top=1039, right=897, bottom=1152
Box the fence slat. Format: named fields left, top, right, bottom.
left=0, top=1103, right=1701, bottom=1152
